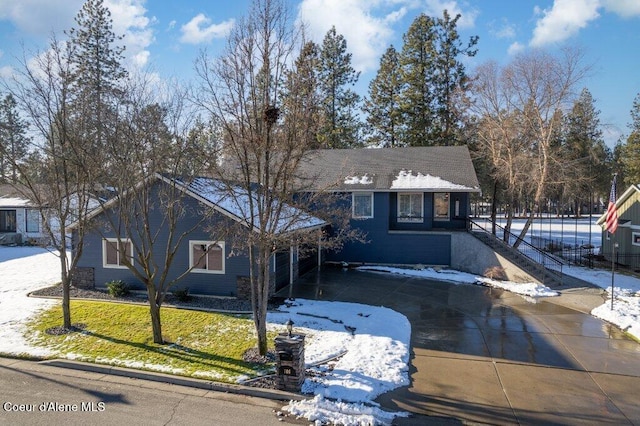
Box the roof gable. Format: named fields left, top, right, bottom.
left=69, top=174, right=326, bottom=235
left=596, top=184, right=640, bottom=226
left=0, top=184, right=34, bottom=207
left=169, top=176, right=326, bottom=234
left=299, top=146, right=481, bottom=192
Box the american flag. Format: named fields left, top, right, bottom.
left=605, top=175, right=618, bottom=234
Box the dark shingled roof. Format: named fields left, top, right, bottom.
left=298, top=146, right=480, bottom=192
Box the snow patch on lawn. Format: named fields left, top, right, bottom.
left=0, top=246, right=61, bottom=357
left=268, top=299, right=411, bottom=424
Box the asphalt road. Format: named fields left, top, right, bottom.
left=0, top=358, right=305, bottom=426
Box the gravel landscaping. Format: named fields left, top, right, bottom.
left=30, top=284, right=284, bottom=313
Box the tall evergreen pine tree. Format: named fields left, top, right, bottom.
left=364, top=46, right=403, bottom=147
left=66, top=0, right=128, bottom=164
left=316, top=26, right=361, bottom=149
left=399, top=11, right=477, bottom=146
left=0, top=94, right=30, bottom=183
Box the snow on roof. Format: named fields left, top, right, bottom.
left=299, top=146, right=481, bottom=192
left=174, top=176, right=326, bottom=234
left=344, top=175, right=373, bottom=185
left=390, top=170, right=476, bottom=191
left=0, top=197, right=32, bottom=208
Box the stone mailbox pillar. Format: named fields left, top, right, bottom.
left=274, top=333, right=305, bottom=392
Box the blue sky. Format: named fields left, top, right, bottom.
left=1, top=0, right=639, bottom=147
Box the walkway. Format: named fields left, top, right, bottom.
left=279, top=267, right=640, bottom=425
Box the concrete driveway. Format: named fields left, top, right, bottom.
left=278, top=267, right=640, bottom=425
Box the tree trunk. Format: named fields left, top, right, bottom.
left=513, top=208, right=535, bottom=249
left=147, top=286, right=163, bottom=344
left=255, top=249, right=271, bottom=356
left=60, top=247, right=72, bottom=329
left=490, top=180, right=498, bottom=236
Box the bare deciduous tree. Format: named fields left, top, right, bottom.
left=194, top=0, right=361, bottom=355
left=87, top=76, right=211, bottom=344
left=472, top=48, right=588, bottom=245
left=3, top=37, right=96, bottom=330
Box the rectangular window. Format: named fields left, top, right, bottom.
left=103, top=238, right=132, bottom=269
left=190, top=241, right=225, bottom=274
left=398, top=193, right=423, bottom=222
left=633, top=232, right=640, bottom=246
left=434, top=192, right=450, bottom=220
left=26, top=209, right=40, bottom=233
left=352, top=192, right=373, bottom=218
left=0, top=210, right=17, bottom=232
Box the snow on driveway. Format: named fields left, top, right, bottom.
left=0, top=246, right=61, bottom=356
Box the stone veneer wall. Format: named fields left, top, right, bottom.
left=71, top=267, right=95, bottom=289
left=236, top=275, right=276, bottom=300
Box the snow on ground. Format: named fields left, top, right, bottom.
left=494, top=216, right=639, bottom=341
left=0, top=246, right=61, bottom=357
left=2, top=224, right=639, bottom=425
left=494, top=215, right=602, bottom=249
left=357, top=265, right=559, bottom=297
left=0, top=246, right=411, bottom=425
left=563, top=266, right=640, bottom=340
left=268, top=299, right=411, bottom=425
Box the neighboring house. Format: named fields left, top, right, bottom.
left=70, top=175, right=326, bottom=297
left=597, top=184, right=640, bottom=268
left=299, top=146, right=481, bottom=266
left=0, top=184, right=46, bottom=245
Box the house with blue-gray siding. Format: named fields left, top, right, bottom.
left=70, top=146, right=480, bottom=296
left=70, top=174, right=325, bottom=297
left=299, top=146, right=481, bottom=266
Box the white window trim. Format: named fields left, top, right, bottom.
left=632, top=232, right=640, bottom=246
left=352, top=192, right=374, bottom=219
left=434, top=192, right=450, bottom=221
left=103, top=238, right=133, bottom=269
left=25, top=209, right=40, bottom=233
left=189, top=240, right=225, bottom=274
left=397, top=192, right=424, bottom=223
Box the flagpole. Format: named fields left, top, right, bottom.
left=611, top=239, right=616, bottom=310
left=606, top=173, right=618, bottom=311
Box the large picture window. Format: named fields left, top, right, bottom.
left=103, top=238, right=132, bottom=269
left=0, top=210, right=16, bottom=232
left=26, top=209, right=40, bottom=233
left=190, top=241, right=225, bottom=274
left=352, top=192, right=373, bottom=218
left=434, top=192, right=450, bottom=220
left=398, top=193, right=423, bottom=222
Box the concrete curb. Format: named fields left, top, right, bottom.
left=40, top=359, right=308, bottom=402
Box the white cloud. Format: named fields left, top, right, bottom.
left=179, top=13, right=235, bottom=44
left=105, top=0, right=155, bottom=69
left=0, top=65, right=14, bottom=79
left=496, top=25, right=516, bottom=39
left=602, top=0, right=640, bottom=17
left=298, top=0, right=405, bottom=73
left=489, top=19, right=516, bottom=39
left=508, top=41, right=525, bottom=55
left=0, top=0, right=83, bottom=35
left=0, top=0, right=155, bottom=70
left=297, top=0, right=478, bottom=73
left=530, top=0, right=600, bottom=47
left=423, top=0, right=479, bottom=29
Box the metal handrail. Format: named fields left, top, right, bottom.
left=468, top=218, right=564, bottom=278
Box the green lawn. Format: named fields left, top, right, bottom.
left=27, top=301, right=278, bottom=382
